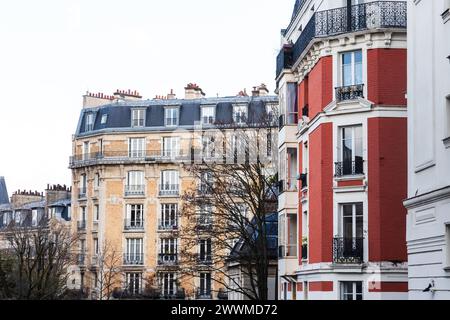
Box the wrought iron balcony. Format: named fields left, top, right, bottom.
left=125, top=185, right=145, bottom=197
left=159, top=185, right=179, bottom=196
left=77, top=220, right=86, bottom=231
left=158, top=254, right=178, bottom=266
left=276, top=1, right=407, bottom=78
left=276, top=44, right=294, bottom=79
left=333, top=237, right=364, bottom=264
left=158, top=219, right=179, bottom=231
left=124, top=219, right=145, bottom=231
left=123, top=253, right=144, bottom=266
left=335, top=160, right=364, bottom=177
left=335, top=84, right=364, bottom=102
left=197, top=255, right=213, bottom=266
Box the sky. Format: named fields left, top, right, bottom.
left=0, top=0, right=294, bottom=195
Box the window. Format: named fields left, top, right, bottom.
left=336, top=203, right=364, bottom=263
left=80, top=206, right=86, bottom=222
left=126, top=273, right=143, bottom=295
left=101, top=114, right=108, bottom=125
left=93, top=272, right=98, bottom=288
left=159, top=238, right=178, bottom=262
left=340, top=281, right=363, bottom=300
left=31, top=209, right=39, bottom=226
left=233, top=105, right=248, bottom=124
left=165, top=107, right=179, bottom=127
left=198, top=204, right=213, bottom=225
left=94, top=205, right=99, bottom=221
left=163, top=137, right=180, bottom=157
left=266, top=104, right=276, bottom=124
left=125, top=238, right=143, bottom=264
left=160, top=204, right=178, bottom=229
left=199, top=273, right=212, bottom=297
left=126, top=171, right=145, bottom=195
left=340, top=203, right=363, bottom=239
left=98, top=139, right=104, bottom=155
left=342, top=50, right=363, bottom=86
left=337, top=125, right=363, bottom=176
left=202, top=135, right=215, bottom=159
left=201, top=106, right=215, bottom=124
left=160, top=170, right=179, bottom=195
left=94, top=238, right=99, bottom=255
left=286, top=148, right=298, bottom=191
left=199, top=239, right=212, bottom=263
left=131, top=109, right=145, bottom=127
left=199, top=171, right=213, bottom=194
left=85, top=113, right=94, bottom=131
left=126, top=204, right=144, bottom=228
left=161, top=273, right=177, bottom=296
left=129, top=138, right=146, bottom=158
left=80, top=239, right=86, bottom=252
left=286, top=83, right=298, bottom=125
left=83, top=141, right=90, bottom=160
left=267, top=132, right=272, bottom=157
left=94, top=173, right=100, bottom=190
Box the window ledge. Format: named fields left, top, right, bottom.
left=444, top=137, right=450, bottom=149
left=334, top=174, right=365, bottom=182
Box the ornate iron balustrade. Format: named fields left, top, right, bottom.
left=335, top=84, right=365, bottom=102
left=276, top=1, right=407, bottom=78
left=159, top=185, right=179, bottom=196
left=335, top=160, right=364, bottom=177
left=125, top=185, right=145, bottom=197
left=333, top=237, right=364, bottom=264
left=158, top=219, right=179, bottom=231
left=158, top=254, right=178, bottom=266
left=123, top=253, right=144, bottom=265
left=124, top=219, right=145, bottom=231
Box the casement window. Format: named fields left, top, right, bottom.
left=129, top=138, right=146, bottom=158
left=201, top=106, right=215, bottom=124
left=160, top=204, right=178, bottom=229
left=161, top=273, right=177, bottom=296
left=125, top=238, right=143, bottom=264
left=127, top=171, right=144, bottom=190
left=80, top=239, right=86, bottom=252
left=165, top=107, right=179, bottom=127
left=340, top=203, right=363, bottom=240
left=94, top=238, right=99, bottom=255
left=94, top=173, right=100, bottom=190
left=94, top=205, right=99, bottom=222
left=337, top=125, right=363, bottom=176
left=202, top=135, right=216, bottom=159
left=266, top=104, right=276, bottom=124
left=199, top=171, right=213, bottom=194
left=160, top=170, right=179, bottom=194
left=336, top=203, right=364, bottom=263
left=342, top=50, right=363, bottom=86
left=80, top=206, right=86, bottom=222
left=85, top=113, right=94, bottom=132
left=163, top=137, right=180, bottom=157
left=131, top=109, right=145, bottom=127
left=101, top=114, right=108, bottom=125
left=98, top=139, right=104, bottom=155
left=159, top=238, right=178, bottom=263
left=286, top=148, right=298, bottom=191
left=82, top=141, right=90, bottom=160
left=199, top=273, right=212, bottom=296
left=80, top=174, right=87, bottom=194
left=93, top=272, right=98, bottom=288
left=126, top=204, right=144, bottom=228
left=198, top=204, right=213, bottom=225
left=199, top=239, right=212, bottom=262
left=126, top=273, right=143, bottom=295
left=233, top=105, right=248, bottom=124
left=286, top=83, right=298, bottom=125
left=32, top=209, right=38, bottom=226
left=340, top=281, right=363, bottom=300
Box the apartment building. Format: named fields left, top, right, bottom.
left=277, top=0, right=408, bottom=300
left=69, top=84, right=278, bottom=299
left=404, top=0, right=450, bottom=299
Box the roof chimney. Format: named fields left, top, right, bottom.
left=252, top=83, right=269, bottom=97
left=82, top=91, right=115, bottom=108
left=113, top=89, right=142, bottom=101
left=184, top=83, right=205, bottom=100
left=167, top=89, right=176, bottom=100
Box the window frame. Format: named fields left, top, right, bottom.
left=165, top=107, right=179, bottom=127
left=131, top=109, right=146, bottom=128
left=201, top=105, right=216, bottom=125
left=161, top=170, right=179, bottom=191
left=162, top=136, right=180, bottom=157
left=128, top=137, right=146, bottom=158
left=341, top=50, right=363, bottom=87
left=85, top=113, right=94, bottom=132
left=233, top=104, right=248, bottom=125
left=340, top=281, right=363, bottom=301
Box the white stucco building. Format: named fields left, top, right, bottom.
left=404, top=0, right=450, bottom=300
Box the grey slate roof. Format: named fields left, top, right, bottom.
left=76, top=95, right=278, bottom=137
left=0, top=177, right=9, bottom=205
left=48, top=198, right=71, bottom=207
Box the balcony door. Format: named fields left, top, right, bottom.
left=338, top=125, right=363, bottom=175
left=161, top=170, right=179, bottom=193
left=342, top=50, right=362, bottom=87
left=161, top=204, right=177, bottom=228
left=339, top=203, right=363, bottom=261
left=199, top=273, right=212, bottom=297
left=160, top=238, right=177, bottom=262
left=161, top=273, right=176, bottom=296
left=126, top=204, right=143, bottom=228
left=126, top=238, right=143, bottom=263
left=163, top=137, right=180, bottom=158
left=129, top=138, right=145, bottom=158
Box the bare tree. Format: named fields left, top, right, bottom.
left=0, top=221, right=78, bottom=299
left=179, top=105, right=278, bottom=300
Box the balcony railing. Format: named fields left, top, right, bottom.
left=159, top=185, right=179, bottom=196
left=124, top=219, right=145, bottom=231
left=123, top=253, right=144, bottom=266
left=158, top=254, right=178, bottom=266
left=197, top=256, right=213, bottom=266
left=77, top=220, right=86, bottom=231
left=158, top=219, right=179, bottom=231
left=335, top=160, right=364, bottom=177
left=276, top=1, right=407, bottom=78
left=335, top=84, right=364, bottom=102
left=125, top=185, right=145, bottom=197
left=196, top=289, right=212, bottom=300
left=333, top=237, right=364, bottom=264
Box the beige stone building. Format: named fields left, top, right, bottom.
left=69, top=84, right=278, bottom=299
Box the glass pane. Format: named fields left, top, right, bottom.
left=355, top=61, right=363, bottom=85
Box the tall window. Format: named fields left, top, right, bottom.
left=94, top=173, right=100, bottom=190
left=340, top=203, right=363, bottom=240
left=342, top=50, right=363, bottom=86
left=286, top=83, right=298, bottom=125
left=131, top=109, right=145, bottom=127
left=94, top=205, right=99, bottom=221
left=163, top=137, right=180, bottom=157
left=83, top=141, right=90, bottom=160
left=340, top=282, right=363, bottom=300
left=338, top=125, right=363, bottom=176
left=199, top=171, right=213, bottom=194
left=126, top=273, right=143, bottom=295
left=202, top=135, right=215, bottom=159
left=101, top=114, right=108, bottom=125
left=93, top=238, right=99, bottom=255
left=233, top=105, right=248, bottom=124
left=160, top=204, right=178, bottom=229
left=161, top=273, right=176, bottom=296
left=125, top=238, right=143, bottom=264
left=80, top=206, right=86, bottom=222
left=199, top=273, right=212, bottom=297
left=85, top=113, right=94, bottom=132
left=80, top=174, right=87, bottom=195
left=129, top=138, right=146, bottom=158
left=126, top=171, right=145, bottom=194
left=160, top=170, right=179, bottom=195
left=126, top=204, right=144, bottom=228
left=165, top=107, right=179, bottom=127
left=336, top=203, right=364, bottom=263
left=199, top=239, right=212, bottom=263
left=160, top=238, right=178, bottom=262
left=198, top=204, right=213, bottom=225
left=201, top=106, right=215, bottom=124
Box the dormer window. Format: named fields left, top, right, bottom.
left=201, top=106, right=215, bottom=125
left=233, top=105, right=248, bottom=125
left=101, top=114, right=108, bottom=125
left=131, top=109, right=145, bottom=128
left=165, top=107, right=179, bottom=127
left=85, top=113, right=94, bottom=132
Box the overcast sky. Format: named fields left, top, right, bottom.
left=0, top=0, right=293, bottom=195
